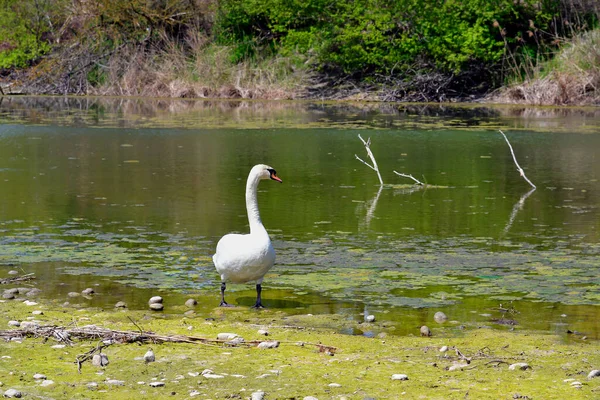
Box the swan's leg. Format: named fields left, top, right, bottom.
left=219, top=282, right=231, bottom=307
left=252, top=283, right=264, bottom=309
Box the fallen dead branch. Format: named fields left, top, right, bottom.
left=499, top=130, right=536, bottom=189
left=0, top=273, right=35, bottom=284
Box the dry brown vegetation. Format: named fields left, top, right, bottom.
left=493, top=29, right=600, bottom=105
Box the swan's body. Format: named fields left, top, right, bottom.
left=213, top=164, right=282, bottom=308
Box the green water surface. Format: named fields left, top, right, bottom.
left=0, top=96, right=598, bottom=338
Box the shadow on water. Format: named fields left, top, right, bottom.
left=0, top=96, right=599, bottom=339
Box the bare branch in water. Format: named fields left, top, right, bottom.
left=355, top=134, right=383, bottom=185
left=499, top=130, right=536, bottom=189
left=393, top=170, right=424, bottom=185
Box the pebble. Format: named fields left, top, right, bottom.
left=257, top=329, right=269, bottom=336
left=23, top=300, right=37, bottom=306
left=448, top=363, right=469, bottom=371
left=217, top=333, right=239, bottom=340
left=33, top=373, right=47, bottom=380
left=8, top=270, right=18, bottom=275
left=365, top=314, right=376, bottom=323
left=144, top=349, right=155, bottom=363
left=570, top=381, right=583, bottom=388
left=67, top=292, right=80, bottom=297
left=508, top=363, right=531, bottom=371
left=587, top=369, right=600, bottom=379
left=32, top=310, right=43, bottom=315
left=257, top=341, right=280, bottom=349
left=434, top=311, right=448, bottom=323
left=187, top=372, right=200, bottom=377
left=92, top=354, right=109, bottom=367
left=26, top=288, right=41, bottom=297
left=39, top=380, right=54, bottom=387
left=303, top=397, right=318, bottom=400
left=86, top=382, right=98, bottom=389
left=202, top=373, right=225, bottom=379
left=20, top=321, right=37, bottom=330
left=420, top=325, right=432, bottom=337
left=82, top=288, right=95, bottom=295
left=439, top=345, right=449, bottom=352
left=51, top=344, right=66, bottom=349
left=149, top=303, right=164, bottom=311
left=3, top=389, right=22, bottom=398
left=328, top=383, right=342, bottom=387
left=106, top=379, right=125, bottom=386
left=8, top=321, right=20, bottom=327
left=251, top=391, right=266, bottom=400
left=148, top=381, right=165, bottom=387
left=148, top=296, right=163, bottom=304
left=226, top=337, right=245, bottom=345
left=115, top=301, right=127, bottom=308
left=189, top=391, right=201, bottom=397
left=185, top=298, right=197, bottom=308
left=391, top=374, right=409, bottom=381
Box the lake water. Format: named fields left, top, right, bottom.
left=0, top=96, right=598, bottom=338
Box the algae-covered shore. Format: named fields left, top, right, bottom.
left=1, top=292, right=599, bottom=400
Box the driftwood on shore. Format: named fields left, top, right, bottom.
left=0, top=323, right=338, bottom=372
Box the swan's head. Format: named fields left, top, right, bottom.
left=252, top=164, right=282, bottom=183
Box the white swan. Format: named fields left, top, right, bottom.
left=213, top=164, right=282, bottom=308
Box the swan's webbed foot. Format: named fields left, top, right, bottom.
left=219, top=282, right=234, bottom=307
left=252, top=301, right=265, bottom=309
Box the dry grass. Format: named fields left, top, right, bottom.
left=494, top=29, right=600, bottom=105
left=90, top=30, right=312, bottom=100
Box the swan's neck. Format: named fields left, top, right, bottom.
left=246, top=172, right=266, bottom=234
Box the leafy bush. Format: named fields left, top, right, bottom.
left=0, top=0, right=55, bottom=69
left=214, top=0, right=597, bottom=78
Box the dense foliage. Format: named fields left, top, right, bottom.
left=215, top=0, right=597, bottom=77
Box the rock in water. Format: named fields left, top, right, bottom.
left=185, top=298, right=197, bottom=308
left=420, top=325, right=432, bottom=337
left=148, top=296, right=163, bottom=304
left=434, top=311, right=447, bottom=323
left=149, top=303, right=164, bottom=311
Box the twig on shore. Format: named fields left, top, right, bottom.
left=0, top=273, right=35, bottom=284
left=392, top=170, right=424, bottom=185
left=499, top=130, right=536, bottom=189
left=355, top=134, right=384, bottom=185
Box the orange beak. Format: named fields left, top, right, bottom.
left=271, top=173, right=282, bottom=183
